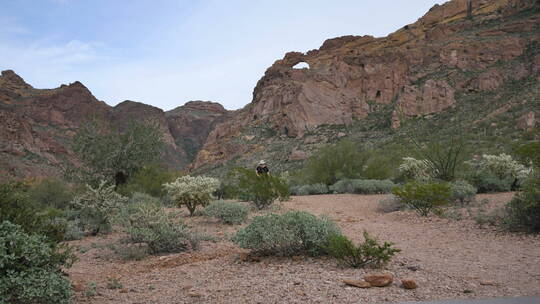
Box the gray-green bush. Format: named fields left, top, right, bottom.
left=123, top=203, right=198, bottom=254
left=450, top=180, right=477, bottom=204
left=0, top=221, right=73, bottom=304
left=203, top=201, right=249, bottom=224
left=290, top=183, right=329, bottom=196
left=70, top=181, right=128, bottom=235
left=505, top=171, right=540, bottom=232
left=232, top=211, right=340, bottom=256
left=377, top=195, right=403, bottom=213
left=330, top=179, right=395, bottom=194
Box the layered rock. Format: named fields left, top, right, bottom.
left=191, top=0, right=539, bottom=170
left=0, top=71, right=229, bottom=179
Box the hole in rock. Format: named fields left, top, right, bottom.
left=292, top=62, right=310, bottom=69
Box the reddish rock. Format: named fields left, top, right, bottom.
left=401, top=278, right=418, bottom=289
left=343, top=279, right=372, bottom=288
left=517, top=112, right=536, bottom=130
left=191, top=0, right=539, bottom=170
left=363, top=273, right=394, bottom=287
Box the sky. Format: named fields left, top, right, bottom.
left=1, top=0, right=447, bottom=110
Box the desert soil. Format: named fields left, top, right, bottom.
left=67, top=193, right=540, bottom=304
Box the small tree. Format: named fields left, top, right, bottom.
left=301, top=139, right=368, bottom=185
left=234, top=168, right=289, bottom=210
left=71, top=118, right=165, bottom=187
left=163, top=175, right=219, bottom=216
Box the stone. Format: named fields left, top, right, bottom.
left=289, top=149, right=309, bottom=161
left=120, top=288, right=128, bottom=293
left=343, top=279, right=372, bottom=288
left=188, top=292, right=202, bottom=297
left=517, top=111, right=535, bottom=130
left=239, top=252, right=261, bottom=262
left=401, top=278, right=418, bottom=289
left=480, top=280, right=497, bottom=286
left=363, top=273, right=394, bottom=287
left=72, top=282, right=86, bottom=292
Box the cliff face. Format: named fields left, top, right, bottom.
left=191, top=0, right=540, bottom=170
left=0, top=71, right=229, bottom=179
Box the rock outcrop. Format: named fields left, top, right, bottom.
left=191, top=0, right=539, bottom=170
left=0, top=71, right=229, bottom=179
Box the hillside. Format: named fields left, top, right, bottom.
left=0, top=71, right=230, bottom=179
left=191, top=0, right=540, bottom=175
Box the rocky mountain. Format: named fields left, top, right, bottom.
left=191, top=0, right=539, bottom=173
left=0, top=70, right=229, bottom=179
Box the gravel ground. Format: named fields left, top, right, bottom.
left=67, top=193, right=540, bottom=304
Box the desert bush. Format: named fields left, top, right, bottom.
left=232, top=211, right=340, bottom=256
left=234, top=168, right=290, bottom=209
left=377, top=195, right=403, bottom=213
left=329, top=179, right=395, bottom=194
left=63, top=219, right=84, bottom=241
left=117, top=165, right=180, bottom=198
left=450, top=180, right=477, bottom=204
left=466, top=154, right=531, bottom=191
left=407, top=135, right=468, bottom=181
left=465, top=170, right=514, bottom=193
left=70, top=181, right=128, bottom=235
left=325, top=231, right=400, bottom=268
left=164, top=175, right=219, bottom=216
left=300, top=140, right=368, bottom=185
left=28, top=178, right=75, bottom=210
left=124, top=202, right=198, bottom=254
left=0, top=181, right=67, bottom=243
left=0, top=221, right=74, bottom=304
left=392, top=182, right=451, bottom=216
left=505, top=172, right=540, bottom=232
left=203, top=201, right=249, bottom=224
left=290, top=183, right=329, bottom=196
left=363, top=153, right=397, bottom=180
left=398, top=157, right=432, bottom=181
left=513, top=141, right=540, bottom=168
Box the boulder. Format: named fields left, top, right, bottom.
left=363, top=273, right=394, bottom=287
left=343, top=279, right=371, bottom=288
left=401, top=278, right=418, bottom=289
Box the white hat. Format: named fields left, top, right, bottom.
left=258, top=160, right=266, bottom=165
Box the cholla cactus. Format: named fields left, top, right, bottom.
left=164, top=175, right=220, bottom=216
left=398, top=157, right=433, bottom=181
left=71, top=181, right=127, bottom=235
left=478, top=154, right=532, bottom=180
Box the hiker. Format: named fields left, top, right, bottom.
left=256, top=160, right=269, bottom=176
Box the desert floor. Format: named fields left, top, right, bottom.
left=67, top=193, right=540, bottom=304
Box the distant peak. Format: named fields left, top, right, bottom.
left=1, top=70, right=32, bottom=88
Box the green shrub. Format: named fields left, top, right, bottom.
left=300, top=140, right=369, bottom=185
left=70, top=181, right=128, bottom=235
left=363, top=153, right=396, bottom=180
left=164, top=175, right=219, bottom=216
left=0, top=181, right=66, bottom=243
left=63, top=219, right=84, bottom=241
left=117, top=165, right=180, bottom=197
left=450, top=180, right=477, bottom=204
left=124, top=203, right=198, bottom=254
left=202, top=201, right=249, bottom=224
left=505, top=172, right=540, bottom=232
left=28, top=178, right=75, bottom=210
left=513, top=141, right=540, bottom=168
left=232, top=211, right=340, bottom=256
left=392, top=182, right=451, bottom=216
left=329, top=179, right=395, bottom=194
left=377, top=195, right=403, bottom=213
left=325, top=232, right=400, bottom=268
left=465, top=170, right=513, bottom=193
left=128, top=192, right=160, bottom=205
left=0, top=221, right=74, bottom=304
left=234, top=168, right=290, bottom=210
left=291, top=183, right=329, bottom=196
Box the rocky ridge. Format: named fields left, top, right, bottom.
left=191, top=0, right=540, bottom=172
left=0, top=71, right=229, bottom=178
